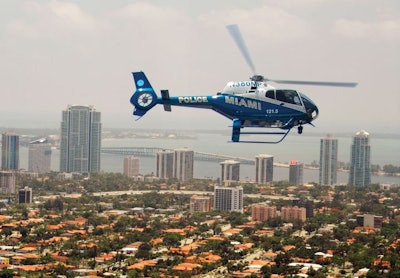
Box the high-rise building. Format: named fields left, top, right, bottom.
left=1, top=133, right=19, bottom=170
left=18, top=186, right=33, bottom=204
left=28, top=138, right=52, bottom=174
left=289, top=160, right=303, bottom=186
left=349, top=130, right=371, bottom=187
left=190, top=195, right=212, bottom=212
left=0, top=171, right=15, bottom=195
left=255, top=154, right=274, bottom=184
left=319, top=134, right=338, bottom=186
left=220, top=160, right=240, bottom=185
left=156, top=150, right=174, bottom=179
left=356, top=214, right=383, bottom=229
left=214, top=186, right=243, bottom=213
left=251, top=204, right=277, bottom=221
left=173, top=148, right=194, bottom=181
left=60, top=105, right=101, bottom=174
left=123, top=156, right=140, bottom=177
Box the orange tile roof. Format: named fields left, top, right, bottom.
left=172, top=262, right=202, bottom=272
left=51, top=253, right=69, bottom=261
left=127, top=260, right=156, bottom=270
left=163, top=228, right=186, bottom=236
left=264, top=251, right=277, bottom=258
left=234, top=243, right=254, bottom=251
left=46, top=224, right=64, bottom=231
left=151, top=238, right=163, bottom=245
left=373, top=259, right=391, bottom=268
left=207, top=235, right=226, bottom=241
left=249, top=260, right=269, bottom=268
left=66, top=229, right=87, bottom=235
left=95, top=253, right=116, bottom=262
left=0, top=215, right=11, bottom=222
left=17, top=265, right=46, bottom=272
left=283, top=245, right=296, bottom=252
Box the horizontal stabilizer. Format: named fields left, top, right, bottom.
left=161, top=90, right=171, bottom=112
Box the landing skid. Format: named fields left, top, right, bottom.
left=231, top=118, right=294, bottom=144
left=231, top=129, right=292, bottom=144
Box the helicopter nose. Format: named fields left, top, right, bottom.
left=310, top=105, right=319, bottom=121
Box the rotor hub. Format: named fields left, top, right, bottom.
left=250, top=75, right=264, bottom=82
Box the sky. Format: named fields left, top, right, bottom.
left=0, top=0, right=399, bottom=135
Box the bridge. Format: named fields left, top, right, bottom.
left=101, top=147, right=255, bottom=165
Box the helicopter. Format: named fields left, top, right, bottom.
left=130, top=24, right=357, bottom=143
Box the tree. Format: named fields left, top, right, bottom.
left=0, top=269, right=14, bottom=278
left=136, top=242, right=152, bottom=259
left=163, top=233, right=183, bottom=248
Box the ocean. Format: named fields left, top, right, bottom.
left=18, top=131, right=400, bottom=185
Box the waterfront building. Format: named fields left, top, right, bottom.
left=289, top=160, right=303, bottom=186
left=60, top=105, right=102, bottom=174
left=281, top=206, right=306, bottom=222
left=28, top=138, right=51, bottom=174
left=251, top=204, right=277, bottom=221
left=173, top=148, right=194, bottom=181
left=156, top=150, right=174, bottom=179
left=123, top=156, right=140, bottom=177
left=0, top=171, right=15, bottom=195
left=319, top=134, right=338, bottom=186
left=220, top=160, right=240, bottom=185
left=303, top=200, right=315, bottom=218
left=255, top=154, right=274, bottom=184
left=190, top=195, right=212, bottom=212
left=1, top=133, right=19, bottom=170
left=18, top=186, right=33, bottom=204
left=349, top=130, right=371, bottom=187
left=214, top=186, right=243, bottom=213
left=356, top=214, right=383, bottom=229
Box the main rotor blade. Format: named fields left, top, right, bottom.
left=226, top=24, right=256, bottom=74
left=267, top=79, right=358, bottom=87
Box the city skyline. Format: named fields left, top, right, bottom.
left=0, top=1, right=399, bottom=135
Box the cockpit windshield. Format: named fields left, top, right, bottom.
left=276, top=90, right=302, bottom=105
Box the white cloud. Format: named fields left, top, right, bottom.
left=5, top=0, right=96, bottom=39
left=199, top=5, right=314, bottom=41
left=333, top=18, right=400, bottom=40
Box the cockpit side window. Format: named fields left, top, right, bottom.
left=276, top=90, right=302, bottom=106
left=265, top=90, right=275, bottom=99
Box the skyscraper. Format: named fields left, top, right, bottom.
left=214, top=186, right=243, bottom=213
left=60, top=105, right=101, bottom=174
left=349, top=130, right=371, bottom=187
left=319, top=134, right=338, bottom=186
left=220, top=160, right=240, bottom=185
left=28, top=138, right=52, bottom=174
left=1, top=132, right=19, bottom=170
left=173, top=148, right=194, bottom=181
left=123, top=156, right=140, bottom=177
left=289, top=160, right=303, bottom=186
left=156, top=150, right=174, bottom=179
left=255, top=154, right=274, bottom=184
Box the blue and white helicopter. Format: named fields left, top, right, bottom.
left=130, top=25, right=357, bottom=143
